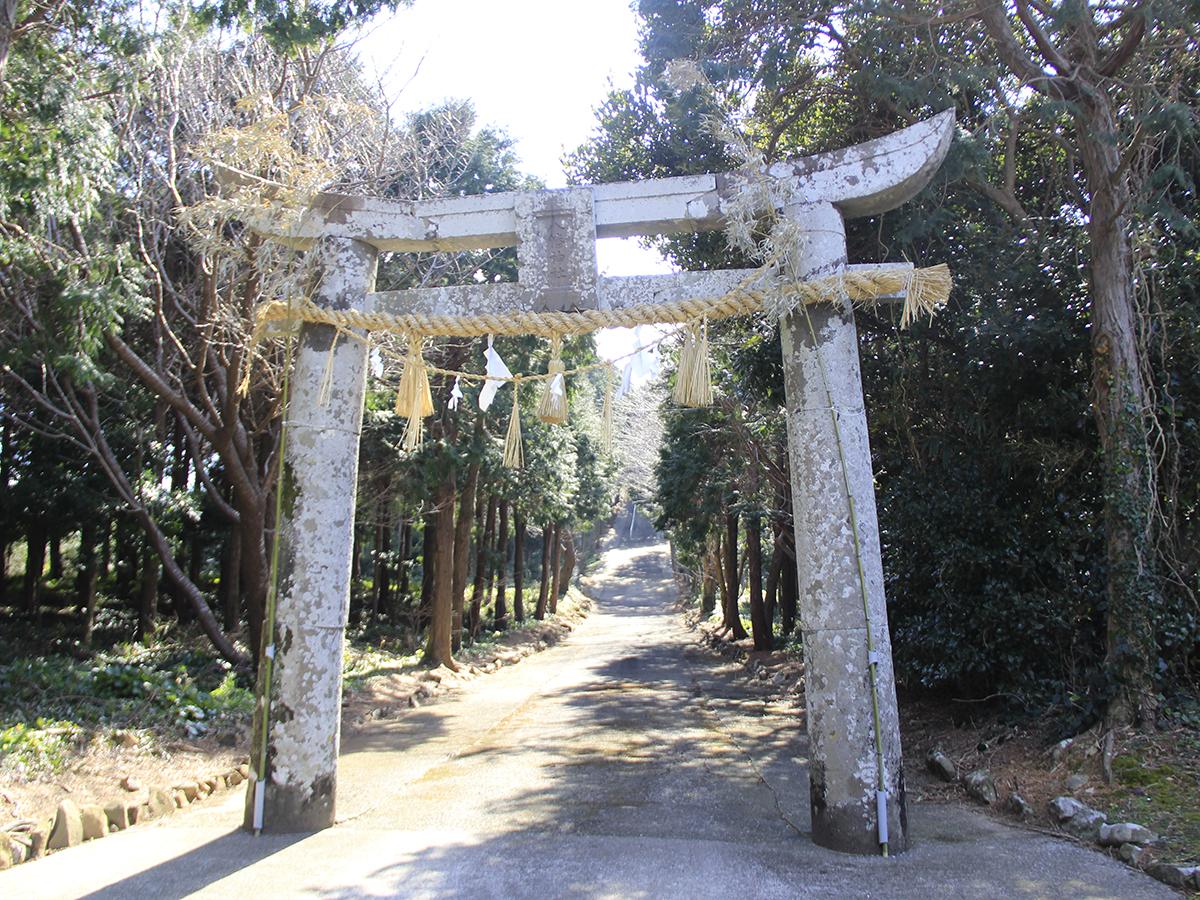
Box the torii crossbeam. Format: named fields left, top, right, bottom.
left=244, top=110, right=955, bottom=855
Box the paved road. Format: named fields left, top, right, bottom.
left=2, top=539, right=1171, bottom=898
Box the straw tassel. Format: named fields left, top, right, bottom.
left=396, top=334, right=434, bottom=451
left=503, top=378, right=524, bottom=469
left=673, top=319, right=713, bottom=407
left=537, top=335, right=569, bottom=425
left=600, top=365, right=615, bottom=453
left=900, top=263, right=951, bottom=329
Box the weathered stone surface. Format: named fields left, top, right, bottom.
left=242, top=237, right=376, bottom=835
left=47, top=800, right=83, bottom=850
left=28, top=825, right=48, bottom=860
left=1146, top=863, right=1196, bottom=888
left=1099, top=823, right=1158, bottom=847
left=1048, top=796, right=1090, bottom=822
left=237, top=763, right=250, bottom=779
left=174, top=782, right=200, bottom=801
left=926, top=749, right=957, bottom=783
left=0, top=832, right=18, bottom=869
left=227, top=769, right=244, bottom=787
left=104, top=802, right=132, bottom=831
left=962, top=770, right=998, bottom=805
left=1050, top=737, right=1073, bottom=766
left=120, top=775, right=141, bottom=792
left=80, top=805, right=107, bottom=840
left=145, top=787, right=175, bottom=820
left=1065, top=808, right=1108, bottom=842
left=1065, top=773, right=1088, bottom=791
left=1118, top=842, right=1150, bottom=866
left=1007, top=792, right=1032, bottom=818
left=780, top=200, right=907, bottom=854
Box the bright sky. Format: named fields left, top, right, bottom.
left=353, top=0, right=675, bottom=368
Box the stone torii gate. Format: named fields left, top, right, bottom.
left=244, top=110, right=954, bottom=855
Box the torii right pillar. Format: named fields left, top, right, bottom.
left=773, top=111, right=955, bottom=854
left=779, top=200, right=906, bottom=854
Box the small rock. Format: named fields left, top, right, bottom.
left=962, top=769, right=998, bottom=805
left=0, top=833, right=18, bottom=870
left=925, top=749, right=957, bottom=783
left=200, top=778, right=218, bottom=795
left=1051, top=737, right=1074, bottom=766
left=120, top=775, right=141, bottom=792
left=237, top=764, right=250, bottom=779
left=144, top=787, right=175, bottom=820
left=28, top=826, right=47, bottom=860
left=80, top=805, right=107, bottom=840
left=1065, top=773, right=1088, bottom=792
left=104, top=802, right=132, bottom=831
left=1146, top=863, right=1195, bottom=888
left=468, top=665, right=482, bottom=675
left=1065, top=808, right=1107, bottom=842
left=1098, top=822, right=1157, bottom=847
left=173, top=783, right=200, bottom=802
left=408, top=694, right=421, bottom=708
left=1117, top=842, right=1150, bottom=866
left=1007, top=792, right=1032, bottom=817
left=114, top=731, right=138, bottom=748
left=1048, top=796, right=1090, bottom=822
left=227, top=769, right=244, bottom=787
left=173, top=792, right=187, bottom=809
left=418, top=670, right=443, bottom=684
left=48, top=800, right=84, bottom=850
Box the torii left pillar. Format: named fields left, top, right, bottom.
left=245, top=236, right=377, bottom=833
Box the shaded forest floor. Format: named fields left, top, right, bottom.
left=0, top=585, right=591, bottom=839
left=693, top=618, right=1200, bottom=875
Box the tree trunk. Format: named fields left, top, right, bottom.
left=221, top=522, right=242, bottom=632
left=21, top=521, right=46, bottom=613
left=451, top=461, right=480, bottom=651
left=779, top=531, right=798, bottom=637
left=723, top=511, right=748, bottom=640
left=513, top=511, right=526, bottom=622
left=48, top=531, right=64, bottom=580
left=419, top=510, right=436, bottom=632
left=421, top=470, right=457, bottom=669
left=763, top=529, right=785, bottom=632
left=549, top=521, right=563, bottom=615
left=79, top=523, right=99, bottom=648
left=396, top=518, right=411, bottom=606
left=137, top=541, right=159, bottom=641
left=535, top=524, right=551, bottom=620
left=371, top=519, right=391, bottom=622
left=747, top=507, right=771, bottom=651
left=1078, top=94, right=1158, bottom=728
left=470, top=494, right=498, bottom=638
left=494, top=500, right=510, bottom=631
left=557, top=528, right=576, bottom=600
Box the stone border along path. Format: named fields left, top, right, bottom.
left=0, top=588, right=590, bottom=875
left=0, top=537, right=1176, bottom=898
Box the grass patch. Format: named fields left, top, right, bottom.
left=1105, top=730, right=1200, bottom=865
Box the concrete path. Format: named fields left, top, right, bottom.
left=2, top=539, right=1171, bottom=899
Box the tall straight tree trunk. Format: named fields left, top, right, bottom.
left=747, top=506, right=770, bottom=651
left=396, top=518, right=411, bottom=606
left=21, top=521, right=46, bottom=613
left=779, top=534, right=798, bottom=637
left=557, top=528, right=575, bottom=600
left=763, top=529, right=786, bottom=632
left=535, top=524, right=551, bottom=620
left=723, top=511, right=748, bottom=640
left=494, top=500, right=510, bottom=630
left=513, top=511, right=526, bottom=622
left=451, top=461, right=480, bottom=651
left=79, top=523, right=99, bottom=648
left=548, top=521, right=563, bottom=615
left=469, top=493, right=497, bottom=639
left=137, top=541, right=159, bottom=641
left=422, top=470, right=457, bottom=669
left=419, top=511, right=436, bottom=632
left=48, top=531, right=63, bottom=580
left=1078, top=94, right=1158, bottom=727
left=371, top=521, right=391, bottom=622
left=221, top=522, right=242, bottom=632
left=484, top=494, right=500, bottom=620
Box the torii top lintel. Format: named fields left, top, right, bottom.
left=260, top=110, right=954, bottom=255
